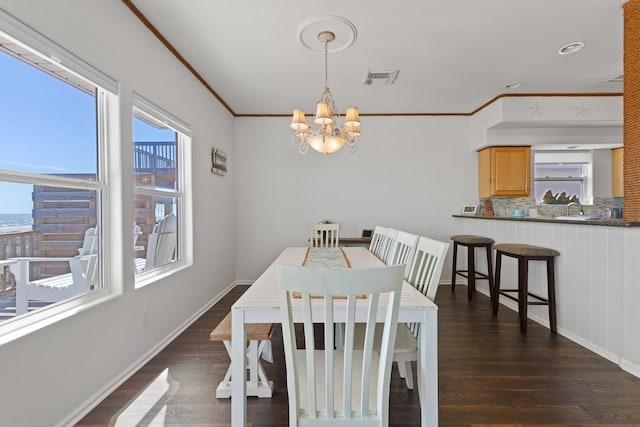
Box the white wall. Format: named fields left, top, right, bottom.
left=0, top=2, right=236, bottom=426
left=592, top=148, right=613, bottom=198
left=235, top=115, right=474, bottom=281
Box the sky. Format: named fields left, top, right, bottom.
left=0, top=50, right=173, bottom=214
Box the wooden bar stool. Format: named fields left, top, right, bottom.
left=450, top=235, right=495, bottom=300
left=210, top=312, right=274, bottom=398
left=492, top=243, right=560, bottom=333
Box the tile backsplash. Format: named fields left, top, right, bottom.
left=479, top=197, right=624, bottom=218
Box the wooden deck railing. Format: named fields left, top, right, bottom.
left=134, top=140, right=176, bottom=173
left=0, top=230, right=36, bottom=296
left=1, top=141, right=175, bottom=296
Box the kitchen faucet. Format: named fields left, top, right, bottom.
left=566, top=201, right=584, bottom=216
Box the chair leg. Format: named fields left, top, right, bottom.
left=486, top=244, right=494, bottom=302
left=518, top=257, right=529, bottom=333
left=397, top=360, right=407, bottom=378
left=451, top=242, right=458, bottom=292
left=467, top=244, right=475, bottom=300
left=403, top=361, right=414, bottom=390
left=547, top=257, right=558, bottom=334
left=493, top=252, right=502, bottom=315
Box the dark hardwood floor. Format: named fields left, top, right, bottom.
left=76, top=286, right=640, bottom=426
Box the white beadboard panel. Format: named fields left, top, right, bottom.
left=591, top=226, right=610, bottom=353
left=606, top=227, right=624, bottom=356
left=460, top=217, right=636, bottom=375
left=622, top=228, right=640, bottom=376
left=561, top=225, right=579, bottom=334
left=576, top=225, right=593, bottom=341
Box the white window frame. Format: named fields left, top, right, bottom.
left=533, top=151, right=594, bottom=205
left=133, top=93, right=192, bottom=288
left=0, top=9, right=118, bottom=344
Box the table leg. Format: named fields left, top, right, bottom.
left=231, top=309, right=247, bottom=427
left=418, top=309, right=439, bottom=427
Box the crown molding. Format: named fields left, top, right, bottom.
left=123, top=1, right=622, bottom=119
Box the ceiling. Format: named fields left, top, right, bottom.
left=127, top=0, right=624, bottom=117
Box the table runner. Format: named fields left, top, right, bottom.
left=298, top=247, right=367, bottom=299
left=302, top=247, right=351, bottom=269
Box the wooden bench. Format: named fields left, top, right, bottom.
left=210, top=312, right=274, bottom=398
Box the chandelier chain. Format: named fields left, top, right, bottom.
left=324, top=38, right=329, bottom=91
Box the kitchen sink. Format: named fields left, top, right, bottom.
left=554, top=215, right=603, bottom=221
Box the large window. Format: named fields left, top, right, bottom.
left=0, top=14, right=116, bottom=329
left=533, top=151, right=593, bottom=205
left=132, top=95, right=190, bottom=285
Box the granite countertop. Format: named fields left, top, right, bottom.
left=452, top=214, right=640, bottom=227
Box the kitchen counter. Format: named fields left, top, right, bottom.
left=452, top=214, right=640, bottom=227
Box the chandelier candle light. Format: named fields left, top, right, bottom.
left=290, top=31, right=361, bottom=154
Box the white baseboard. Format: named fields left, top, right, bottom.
left=620, top=358, right=640, bottom=378
left=60, top=281, right=241, bottom=427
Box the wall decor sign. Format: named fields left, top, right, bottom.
left=211, top=147, right=227, bottom=176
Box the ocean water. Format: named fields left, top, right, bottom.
left=0, top=213, right=33, bottom=231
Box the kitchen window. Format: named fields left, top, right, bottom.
left=533, top=151, right=593, bottom=205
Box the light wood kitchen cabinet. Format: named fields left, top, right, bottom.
left=612, top=147, right=623, bottom=197
left=478, top=146, right=531, bottom=197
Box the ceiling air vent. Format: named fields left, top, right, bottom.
left=606, top=73, right=624, bottom=83
left=364, top=70, right=399, bottom=85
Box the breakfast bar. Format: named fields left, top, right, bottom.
left=452, top=213, right=640, bottom=377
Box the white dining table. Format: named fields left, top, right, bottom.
left=230, top=246, right=439, bottom=426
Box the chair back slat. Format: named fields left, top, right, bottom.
left=279, top=289, right=299, bottom=425
left=276, top=264, right=403, bottom=426
left=301, top=293, right=317, bottom=417
left=342, top=294, right=358, bottom=417
left=324, top=299, right=335, bottom=416
left=359, top=292, right=378, bottom=416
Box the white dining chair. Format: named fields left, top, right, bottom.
left=386, top=230, right=419, bottom=277
left=380, top=228, right=398, bottom=265
left=276, top=264, right=404, bottom=427
left=352, top=235, right=449, bottom=390
left=309, top=223, right=340, bottom=248
left=394, top=235, right=450, bottom=389
left=368, top=226, right=388, bottom=259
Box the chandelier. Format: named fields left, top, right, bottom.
left=290, top=31, right=361, bottom=154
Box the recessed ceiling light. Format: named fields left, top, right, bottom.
left=505, top=82, right=522, bottom=89
left=558, top=42, right=585, bottom=55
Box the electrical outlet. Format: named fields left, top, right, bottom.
left=141, top=308, right=149, bottom=327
